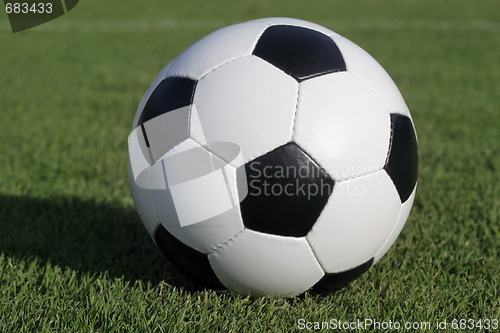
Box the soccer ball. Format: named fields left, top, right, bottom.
left=128, top=17, right=418, bottom=297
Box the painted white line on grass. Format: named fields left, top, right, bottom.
left=326, top=19, right=500, bottom=32
left=0, top=19, right=225, bottom=32
left=0, top=19, right=499, bottom=33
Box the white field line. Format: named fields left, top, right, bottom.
left=0, top=18, right=225, bottom=32
left=1, top=18, right=500, bottom=33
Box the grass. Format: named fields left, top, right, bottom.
left=0, top=0, right=499, bottom=331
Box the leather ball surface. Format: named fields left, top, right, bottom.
left=128, top=17, right=418, bottom=297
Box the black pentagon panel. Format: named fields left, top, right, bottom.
left=253, top=25, right=346, bottom=82
left=310, top=258, right=374, bottom=293
left=384, top=114, right=418, bottom=203
left=138, top=77, right=197, bottom=126
left=154, top=224, right=225, bottom=290
left=238, top=142, right=334, bottom=237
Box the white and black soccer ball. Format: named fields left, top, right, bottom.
left=128, top=17, right=418, bottom=297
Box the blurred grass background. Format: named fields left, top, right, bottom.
left=0, top=0, right=499, bottom=331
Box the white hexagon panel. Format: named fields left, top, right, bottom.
left=306, top=170, right=401, bottom=273
left=191, top=55, right=298, bottom=166
left=293, top=72, right=391, bottom=181
left=165, top=20, right=269, bottom=80
left=208, top=229, right=324, bottom=297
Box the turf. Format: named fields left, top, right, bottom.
left=0, top=0, right=499, bottom=331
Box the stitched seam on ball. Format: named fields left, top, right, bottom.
left=293, top=141, right=336, bottom=182
left=194, top=139, right=243, bottom=206
left=208, top=228, right=245, bottom=255
left=199, top=20, right=274, bottom=84
left=189, top=137, right=235, bottom=166
left=347, top=72, right=396, bottom=169
left=197, top=54, right=251, bottom=83
left=304, top=237, right=328, bottom=273
left=335, top=167, right=384, bottom=184
left=373, top=201, right=405, bottom=261
left=195, top=19, right=274, bottom=82
left=149, top=170, right=162, bottom=237
left=349, top=70, right=410, bottom=117
left=165, top=138, right=244, bottom=213
left=189, top=53, right=267, bottom=153
left=384, top=118, right=395, bottom=167
left=186, top=81, right=198, bottom=143
left=155, top=138, right=193, bottom=162
left=349, top=70, right=392, bottom=113
left=152, top=136, right=192, bottom=164
left=290, top=81, right=301, bottom=141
